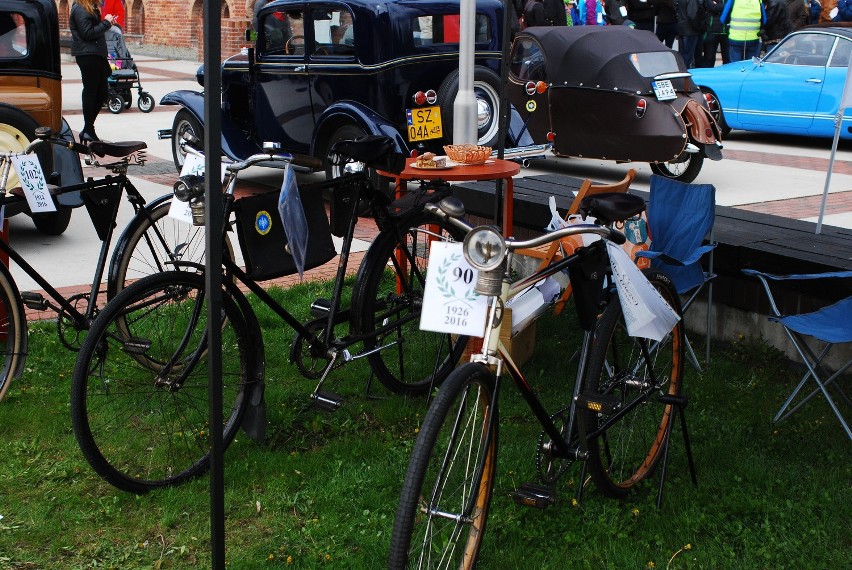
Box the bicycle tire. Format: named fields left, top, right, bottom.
left=107, top=198, right=234, bottom=299
left=389, top=362, right=498, bottom=569
left=70, top=271, right=253, bottom=493
left=579, top=268, right=685, bottom=499
left=351, top=211, right=467, bottom=395
left=0, top=267, right=23, bottom=402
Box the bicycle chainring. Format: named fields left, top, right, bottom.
left=535, top=405, right=576, bottom=485
left=290, top=317, right=331, bottom=379
left=57, top=293, right=93, bottom=351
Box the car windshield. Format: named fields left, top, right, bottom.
left=764, top=33, right=835, bottom=66
left=0, top=12, right=28, bottom=59
left=629, top=51, right=680, bottom=78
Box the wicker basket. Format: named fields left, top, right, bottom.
left=443, top=144, right=492, bottom=165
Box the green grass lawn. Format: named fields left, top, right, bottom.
left=0, top=280, right=849, bottom=569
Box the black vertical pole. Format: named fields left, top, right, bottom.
left=494, top=0, right=514, bottom=228
left=202, top=1, right=225, bottom=568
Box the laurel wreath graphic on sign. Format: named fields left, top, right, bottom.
left=436, top=253, right=478, bottom=304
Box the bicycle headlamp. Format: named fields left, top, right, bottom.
left=172, top=174, right=205, bottom=203
left=463, top=226, right=506, bottom=272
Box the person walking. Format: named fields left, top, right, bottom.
left=677, top=0, right=707, bottom=68
left=101, top=0, right=125, bottom=29
left=655, top=0, right=678, bottom=46
left=721, top=0, right=766, bottom=62
left=702, top=0, right=730, bottom=66
left=627, top=0, right=657, bottom=31
left=70, top=0, right=117, bottom=143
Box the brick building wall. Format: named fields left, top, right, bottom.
left=56, top=0, right=256, bottom=61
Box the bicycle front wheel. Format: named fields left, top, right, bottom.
left=70, top=271, right=253, bottom=493
left=352, top=212, right=467, bottom=395
left=107, top=198, right=234, bottom=298
left=0, top=268, right=23, bottom=402
left=389, top=363, right=498, bottom=569
left=579, top=268, right=685, bottom=499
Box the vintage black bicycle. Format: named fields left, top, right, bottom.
left=69, top=135, right=469, bottom=493
left=0, top=128, right=215, bottom=402
left=388, top=193, right=689, bottom=569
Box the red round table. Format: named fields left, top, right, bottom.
left=382, top=157, right=521, bottom=236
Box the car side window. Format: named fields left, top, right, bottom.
left=509, top=38, right=546, bottom=83
left=261, top=10, right=305, bottom=55
left=766, top=33, right=833, bottom=66
left=413, top=14, right=491, bottom=46
left=0, top=12, right=27, bottom=59
left=313, top=8, right=355, bottom=56
left=829, top=39, right=852, bottom=68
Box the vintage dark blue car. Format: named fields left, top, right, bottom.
left=162, top=0, right=532, bottom=176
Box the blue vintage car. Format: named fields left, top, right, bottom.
left=691, top=26, right=852, bottom=139
left=161, top=0, right=532, bottom=176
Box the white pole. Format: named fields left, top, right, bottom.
left=817, top=55, right=852, bottom=234
left=454, top=0, right=477, bottom=144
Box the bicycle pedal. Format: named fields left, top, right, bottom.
left=575, top=393, right=622, bottom=415
left=311, top=390, right=343, bottom=412
left=21, top=291, right=48, bottom=311
left=310, top=298, right=331, bottom=318
left=512, top=483, right=555, bottom=509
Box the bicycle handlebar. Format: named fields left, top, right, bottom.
left=423, top=202, right=627, bottom=247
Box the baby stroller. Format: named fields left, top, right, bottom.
left=105, top=26, right=154, bottom=114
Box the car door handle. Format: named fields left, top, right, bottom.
left=294, top=66, right=306, bottom=72
left=806, top=78, right=822, bottom=83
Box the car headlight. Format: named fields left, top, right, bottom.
left=463, top=226, right=506, bottom=272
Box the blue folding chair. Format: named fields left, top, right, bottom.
left=743, top=269, right=852, bottom=441
left=636, top=175, right=717, bottom=370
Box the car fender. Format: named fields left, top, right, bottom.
left=160, top=90, right=258, bottom=161
left=312, top=101, right=409, bottom=159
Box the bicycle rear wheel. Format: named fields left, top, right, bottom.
left=579, top=268, right=685, bottom=499
left=352, top=212, right=467, bottom=395
left=70, top=271, right=252, bottom=493
left=107, top=198, right=234, bottom=298
left=389, top=363, right=498, bottom=569
left=0, top=269, right=23, bottom=402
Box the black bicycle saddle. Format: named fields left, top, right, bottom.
left=331, top=135, right=405, bottom=174
left=86, top=140, right=147, bottom=158
left=579, top=192, right=646, bottom=226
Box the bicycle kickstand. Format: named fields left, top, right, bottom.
left=655, top=393, right=698, bottom=509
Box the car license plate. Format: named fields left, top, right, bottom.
left=407, top=106, right=442, bottom=142
left=652, top=79, right=676, bottom=101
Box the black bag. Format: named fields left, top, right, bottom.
left=234, top=186, right=336, bottom=281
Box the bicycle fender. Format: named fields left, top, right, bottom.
left=225, top=278, right=267, bottom=443
left=0, top=263, right=28, bottom=381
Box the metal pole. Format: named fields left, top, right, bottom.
left=202, top=0, right=225, bottom=567
left=816, top=111, right=842, bottom=235
left=454, top=0, right=477, bottom=144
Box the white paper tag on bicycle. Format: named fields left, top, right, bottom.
left=169, top=152, right=228, bottom=223
left=420, top=241, right=488, bottom=337
left=9, top=154, right=55, bottom=213
left=606, top=241, right=679, bottom=341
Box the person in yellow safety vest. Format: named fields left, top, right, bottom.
left=721, top=0, right=767, bottom=62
